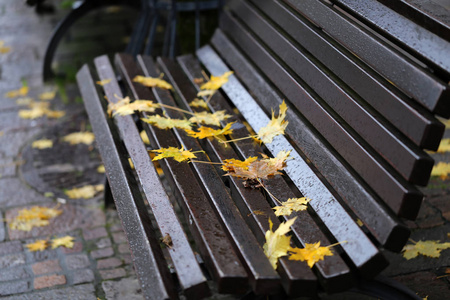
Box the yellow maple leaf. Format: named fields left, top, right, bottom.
left=9, top=206, right=62, bottom=231
left=189, top=110, right=231, bottom=126
left=273, top=197, right=311, bottom=217
left=5, top=86, right=28, bottom=98
left=185, top=122, right=234, bottom=140
left=32, top=139, right=53, bottom=149
left=140, top=130, right=150, bottom=145
left=97, top=165, right=105, bottom=173
left=65, top=184, right=104, bottom=199
left=39, top=90, right=57, bottom=101
left=96, top=79, right=112, bottom=86
left=26, top=240, right=48, bottom=252
left=263, top=217, right=297, bottom=269
left=257, top=101, right=289, bottom=144
left=221, top=156, right=258, bottom=172
left=113, top=100, right=160, bottom=116
left=45, top=109, right=65, bottom=119
left=142, top=115, right=192, bottom=131
left=431, top=162, right=450, bottom=180
left=289, top=242, right=334, bottom=268
left=189, top=98, right=209, bottom=109
left=199, top=71, right=233, bottom=91
left=19, top=107, right=46, bottom=119
left=264, top=150, right=292, bottom=170
left=152, top=146, right=198, bottom=162
left=51, top=235, right=75, bottom=249
left=107, top=96, right=130, bottom=116
left=436, top=139, right=450, bottom=153
left=62, top=132, right=95, bottom=145
left=133, top=75, right=173, bottom=90
left=402, top=240, right=450, bottom=260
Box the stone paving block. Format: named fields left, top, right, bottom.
left=91, top=246, right=114, bottom=259
left=0, top=156, right=18, bottom=177
left=97, top=257, right=122, bottom=269
left=428, top=194, right=450, bottom=221
left=61, top=241, right=83, bottom=254
left=83, top=226, right=108, bottom=241
left=34, top=274, right=66, bottom=290
left=118, top=243, right=130, bottom=254
left=0, top=253, right=25, bottom=269
left=96, top=237, right=112, bottom=249
left=102, top=277, right=144, bottom=300
left=0, top=178, right=52, bottom=209
left=109, top=223, right=123, bottom=233
left=72, top=268, right=95, bottom=285
left=65, top=254, right=90, bottom=270
left=0, top=280, right=29, bottom=296
left=122, top=254, right=132, bottom=265
left=0, top=125, right=41, bottom=157
left=0, top=212, right=4, bottom=242
left=30, top=248, right=58, bottom=262
left=99, top=267, right=127, bottom=280
left=32, top=259, right=62, bottom=275
left=0, top=266, right=30, bottom=281
left=2, top=283, right=97, bottom=300
left=0, top=240, right=22, bottom=255
left=394, top=272, right=449, bottom=299
left=112, top=231, right=127, bottom=244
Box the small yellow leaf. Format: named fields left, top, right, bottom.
left=257, top=101, right=289, bottom=144
left=402, top=240, right=450, bottom=260
left=0, top=40, right=11, bottom=54
left=26, top=240, right=48, bottom=252
left=289, top=242, right=334, bottom=268
left=133, top=75, right=173, bottom=90
left=185, top=122, right=234, bottom=140
left=142, top=115, right=192, bottom=130
left=431, top=162, right=450, bottom=180
left=263, top=217, right=296, bottom=269
left=9, top=206, right=62, bottom=231
left=273, top=197, right=310, bottom=217
left=96, top=79, right=112, bottom=86
left=221, top=156, right=258, bottom=172
left=5, top=86, right=28, bottom=98
left=436, top=139, right=450, bottom=153
left=45, top=109, right=65, bottom=119
left=113, top=100, right=160, bottom=116
left=189, top=98, right=209, bottom=109
left=62, top=132, right=95, bottom=145
left=152, top=146, right=198, bottom=162
left=107, top=96, right=130, bottom=116
left=65, top=184, right=104, bottom=199
left=97, top=165, right=105, bottom=173
left=197, top=90, right=216, bottom=98
left=51, top=235, right=75, bottom=249
left=189, top=110, right=231, bottom=126
left=19, top=107, right=46, bottom=119
left=199, top=71, right=233, bottom=91
left=39, top=90, right=57, bottom=101
left=32, top=139, right=53, bottom=149
left=16, top=97, right=34, bottom=106
left=356, top=219, right=364, bottom=227
left=140, top=130, right=150, bottom=145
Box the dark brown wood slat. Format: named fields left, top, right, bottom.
left=247, top=0, right=444, bottom=151
left=210, top=29, right=411, bottom=252
left=114, top=53, right=249, bottom=295
left=172, top=55, right=358, bottom=292
left=196, top=46, right=389, bottom=278
left=93, top=56, right=210, bottom=299
left=331, top=0, right=450, bottom=76
left=159, top=57, right=324, bottom=296
left=76, top=64, right=177, bottom=300
left=219, top=10, right=423, bottom=219
left=283, top=0, right=450, bottom=117
left=137, top=55, right=281, bottom=295
left=229, top=0, right=433, bottom=186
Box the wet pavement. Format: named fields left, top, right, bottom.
left=0, top=0, right=449, bottom=299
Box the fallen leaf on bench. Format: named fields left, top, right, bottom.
left=65, top=184, right=104, bottom=199
left=273, top=197, right=311, bottom=216
left=436, top=139, right=450, bottom=153
left=107, top=96, right=130, bottom=116
left=161, top=234, right=173, bottom=249
left=5, top=86, right=28, bottom=98
left=193, top=78, right=205, bottom=84
left=189, top=110, right=231, bottom=126
left=402, top=240, right=450, bottom=260
left=197, top=90, right=216, bottom=98
left=264, top=217, right=297, bottom=269
left=113, top=100, right=160, bottom=116
left=430, top=162, right=450, bottom=180
left=140, top=130, right=150, bottom=144
left=32, top=139, right=53, bottom=149
left=189, top=98, right=208, bottom=109
left=263, top=150, right=292, bottom=171
left=221, top=156, right=258, bottom=172
left=199, top=71, right=233, bottom=91
left=257, top=101, right=289, bottom=144
left=96, top=79, right=112, bottom=86
left=9, top=206, right=62, bottom=231
left=26, top=240, right=48, bottom=252
left=62, top=132, right=95, bottom=145
left=289, top=242, right=334, bottom=268
left=142, top=115, right=193, bottom=131
left=51, top=236, right=75, bottom=249
left=39, top=89, right=57, bottom=101
left=133, top=75, right=173, bottom=90
left=185, top=122, right=234, bottom=140
left=152, top=146, right=200, bottom=162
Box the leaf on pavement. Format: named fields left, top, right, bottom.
left=402, top=240, right=450, bottom=260
left=273, top=197, right=311, bottom=217
left=263, top=217, right=296, bottom=269
left=26, top=240, right=48, bottom=252
left=185, top=122, right=234, bottom=140
left=133, top=75, right=173, bottom=90
left=431, top=162, right=450, bottom=180
left=289, top=242, right=334, bottom=268
left=152, top=146, right=199, bottom=163
left=9, top=206, right=62, bottom=231
left=51, top=235, right=75, bottom=249
left=257, top=101, right=289, bottom=144
left=62, top=132, right=95, bottom=145
left=39, top=90, right=57, bottom=101
left=436, top=139, right=450, bottom=153
left=97, top=165, right=105, bottom=173
left=5, top=86, right=28, bottom=98
left=189, top=110, right=231, bottom=126
left=65, top=184, right=104, bottom=199
left=32, top=139, right=53, bottom=149
left=142, top=115, right=192, bottom=131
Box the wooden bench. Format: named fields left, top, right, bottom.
left=76, top=0, right=450, bottom=299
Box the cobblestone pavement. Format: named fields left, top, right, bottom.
left=0, top=1, right=449, bottom=299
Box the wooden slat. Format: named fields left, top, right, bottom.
left=219, top=10, right=423, bottom=219
left=331, top=0, right=450, bottom=76
left=93, top=56, right=210, bottom=299
left=76, top=64, right=177, bottom=300
left=196, top=45, right=389, bottom=278
left=283, top=0, right=450, bottom=117
left=210, top=29, right=411, bottom=252
left=137, top=55, right=281, bottom=295
left=229, top=0, right=434, bottom=186
left=114, top=53, right=249, bottom=295
left=247, top=0, right=444, bottom=151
